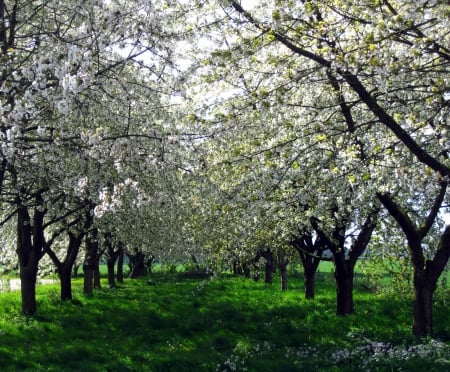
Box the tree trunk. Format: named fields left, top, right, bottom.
left=20, top=267, right=38, bottom=316
left=377, top=192, right=449, bottom=337
left=129, top=251, right=145, bottom=278
left=46, top=231, right=84, bottom=302
left=117, top=248, right=124, bottom=283
left=411, top=226, right=450, bottom=336
left=93, top=255, right=101, bottom=289
left=59, top=266, right=73, bottom=301
left=72, top=263, right=80, bottom=278
left=84, top=227, right=99, bottom=295
left=334, top=252, right=355, bottom=315
left=300, top=254, right=321, bottom=299
left=264, top=260, right=273, bottom=284
left=107, top=257, right=116, bottom=288
left=16, top=199, right=46, bottom=316
left=412, top=275, right=434, bottom=337
left=243, top=263, right=251, bottom=278
left=304, top=269, right=316, bottom=299
left=232, top=260, right=243, bottom=275
left=277, top=252, right=289, bottom=291
left=335, top=271, right=354, bottom=315
left=83, top=267, right=94, bottom=295
left=280, top=266, right=288, bottom=291
left=262, top=250, right=274, bottom=284
left=292, top=234, right=324, bottom=300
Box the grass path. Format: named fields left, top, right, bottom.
left=0, top=272, right=449, bottom=371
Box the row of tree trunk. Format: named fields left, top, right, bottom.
left=233, top=196, right=449, bottom=337
left=15, top=196, right=146, bottom=315
left=15, top=191, right=449, bottom=338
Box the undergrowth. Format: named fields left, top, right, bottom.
left=0, top=270, right=449, bottom=371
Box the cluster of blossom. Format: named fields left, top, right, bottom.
left=217, top=353, right=248, bottom=372
left=216, top=337, right=448, bottom=370
left=327, top=338, right=450, bottom=368
left=94, top=178, right=147, bottom=218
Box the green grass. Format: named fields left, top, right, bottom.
left=0, top=270, right=449, bottom=371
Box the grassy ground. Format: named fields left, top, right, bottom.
left=0, top=269, right=449, bottom=371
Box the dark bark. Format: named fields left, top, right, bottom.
left=378, top=188, right=450, bottom=337
left=20, top=267, right=37, bottom=316
left=16, top=195, right=47, bottom=315
left=83, top=227, right=99, bottom=295
left=280, top=267, right=288, bottom=291
left=117, top=247, right=124, bottom=283
left=107, top=257, right=116, bottom=288
left=93, top=255, right=101, bottom=289
left=17, top=205, right=38, bottom=315
left=274, top=250, right=289, bottom=291
left=232, top=259, right=243, bottom=275
left=413, top=270, right=434, bottom=336
left=412, top=231, right=450, bottom=336
left=334, top=252, right=355, bottom=315
left=72, top=263, right=80, bottom=278
left=128, top=251, right=146, bottom=278
left=264, top=261, right=273, bottom=284
left=46, top=230, right=84, bottom=301
left=278, top=256, right=289, bottom=291
left=311, top=204, right=380, bottom=315
left=103, top=233, right=121, bottom=288
left=292, top=232, right=325, bottom=299
left=83, top=267, right=94, bottom=295
left=261, top=250, right=274, bottom=284
left=59, top=266, right=73, bottom=301
left=304, top=270, right=316, bottom=299
left=243, top=263, right=251, bottom=278
left=335, top=274, right=354, bottom=315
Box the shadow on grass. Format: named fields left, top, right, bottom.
left=0, top=273, right=448, bottom=371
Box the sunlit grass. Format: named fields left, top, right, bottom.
left=0, top=269, right=449, bottom=371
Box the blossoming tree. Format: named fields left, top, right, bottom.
left=174, top=0, right=450, bottom=336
